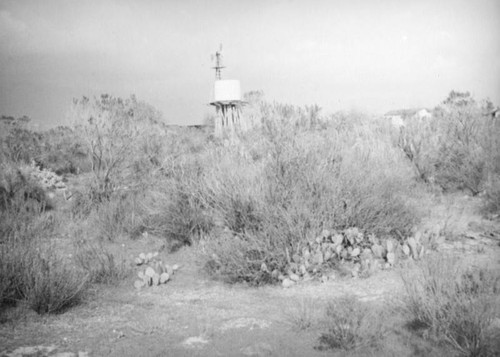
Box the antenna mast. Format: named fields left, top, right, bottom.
left=212, top=44, right=225, bottom=80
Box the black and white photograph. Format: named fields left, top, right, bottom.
left=1, top=1, right=499, bottom=356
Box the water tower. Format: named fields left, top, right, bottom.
left=209, top=45, right=245, bottom=136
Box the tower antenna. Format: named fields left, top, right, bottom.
left=212, top=44, right=225, bottom=80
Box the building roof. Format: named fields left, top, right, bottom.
left=384, top=108, right=431, bottom=117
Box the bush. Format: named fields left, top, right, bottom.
left=92, top=193, right=144, bottom=241
left=20, top=248, right=89, bottom=314
left=0, top=163, right=88, bottom=314
left=0, top=212, right=87, bottom=314
left=316, top=295, right=388, bottom=351
left=0, top=125, right=43, bottom=164
left=283, top=297, right=324, bottom=331
left=0, top=243, right=23, bottom=306
left=399, top=91, right=499, bottom=197
left=483, top=176, right=500, bottom=215
left=0, top=162, right=51, bottom=215
left=197, top=112, right=421, bottom=284
left=201, top=231, right=285, bottom=285
left=142, top=181, right=213, bottom=251
left=70, top=94, right=166, bottom=198
left=401, top=254, right=500, bottom=356
left=38, top=126, right=90, bottom=175
left=75, top=240, right=129, bottom=284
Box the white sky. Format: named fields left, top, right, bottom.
left=0, top=0, right=499, bottom=127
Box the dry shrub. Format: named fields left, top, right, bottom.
left=142, top=186, right=211, bottom=249
left=196, top=112, right=421, bottom=284
left=483, top=176, right=500, bottom=215
left=91, top=192, right=145, bottom=241
left=317, top=295, right=388, bottom=351
left=399, top=91, right=499, bottom=200
left=283, top=297, right=325, bottom=331
left=20, top=247, right=89, bottom=314
left=70, top=94, right=166, bottom=199
left=0, top=192, right=88, bottom=314
left=1, top=125, right=43, bottom=164
left=401, top=254, right=500, bottom=356
left=75, top=240, right=129, bottom=284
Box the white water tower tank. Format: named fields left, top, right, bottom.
left=213, top=80, right=241, bottom=102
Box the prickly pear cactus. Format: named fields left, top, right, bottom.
left=133, top=251, right=179, bottom=289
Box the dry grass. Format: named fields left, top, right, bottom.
left=401, top=254, right=500, bottom=356
left=316, top=295, right=389, bottom=351
left=283, top=297, right=325, bottom=331
left=74, top=239, right=130, bottom=285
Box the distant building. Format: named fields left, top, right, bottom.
left=485, top=107, right=500, bottom=120
left=384, top=108, right=432, bottom=128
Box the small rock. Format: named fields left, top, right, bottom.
left=241, top=342, right=273, bottom=356
left=4, top=345, right=58, bottom=357
left=321, top=275, right=328, bottom=283
left=289, top=273, right=300, bottom=282
left=182, top=336, right=209, bottom=349
left=282, top=278, right=295, bottom=288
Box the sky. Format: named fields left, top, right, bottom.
left=0, top=0, right=499, bottom=128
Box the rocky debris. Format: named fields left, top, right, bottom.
left=240, top=342, right=273, bottom=356
left=0, top=346, right=90, bottom=357
left=24, top=161, right=66, bottom=190
left=133, top=252, right=179, bottom=289
left=219, top=318, right=271, bottom=333
left=181, top=336, right=209, bottom=349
